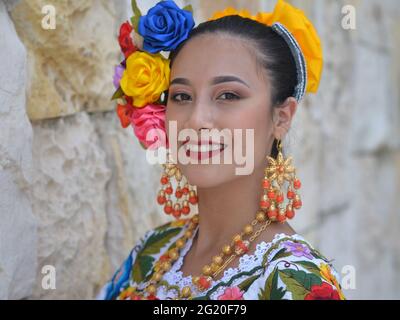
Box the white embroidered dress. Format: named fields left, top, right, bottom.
left=97, top=218, right=345, bottom=300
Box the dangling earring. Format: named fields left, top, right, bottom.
left=156, top=154, right=198, bottom=220
left=260, top=139, right=302, bottom=223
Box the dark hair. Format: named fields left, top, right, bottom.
left=167, top=15, right=297, bottom=158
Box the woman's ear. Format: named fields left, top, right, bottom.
left=272, top=97, right=298, bottom=140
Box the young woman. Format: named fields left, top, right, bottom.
left=98, top=0, right=345, bottom=300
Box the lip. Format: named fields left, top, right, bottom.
left=182, top=138, right=223, bottom=146
left=182, top=140, right=227, bottom=161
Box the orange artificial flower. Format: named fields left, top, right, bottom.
left=209, top=0, right=323, bottom=94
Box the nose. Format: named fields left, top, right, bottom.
left=183, top=99, right=214, bottom=133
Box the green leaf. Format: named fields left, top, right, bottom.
left=268, top=248, right=292, bottom=264
left=278, top=269, right=322, bottom=300
left=130, top=0, right=142, bottom=31
left=182, top=4, right=193, bottom=13
left=156, top=220, right=176, bottom=231
left=191, top=295, right=209, bottom=300
left=258, top=267, right=286, bottom=300
left=296, top=260, right=323, bottom=278
left=141, top=227, right=181, bottom=255
left=111, top=87, right=124, bottom=101
left=237, top=275, right=259, bottom=292
left=131, top=0, right=142, bottom=17
left=139, top=141, right=147, bottom=150
left=311, top=249, right=330, bottom=262
left=132, top=255, right=154, bottom=283
left=131, top=15, right=141, bottom=32
left=270, top=269, right=286, bottom=300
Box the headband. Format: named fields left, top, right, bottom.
left=271, top=22, right=307, bottom=102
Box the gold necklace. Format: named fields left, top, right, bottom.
left=121, top=210, right=272, bottom=300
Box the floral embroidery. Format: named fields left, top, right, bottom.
left=320, top=263, right=346, bottom=300
left=97, top=219, right=345, bottom=300
left=304, top=282, right=340, bottom=300
left=282, top=240, right=313, bottom=259
left=217, top=286, right=244, bottom=300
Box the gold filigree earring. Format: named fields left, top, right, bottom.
left=260, top=139, right=302, bottom=223
left=156, top=153, right=198, bottom=220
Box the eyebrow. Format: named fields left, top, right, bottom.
left=170, top=75, right=250, bottom=88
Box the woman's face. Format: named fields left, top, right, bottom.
left=166, top=34, right=276, bottom=188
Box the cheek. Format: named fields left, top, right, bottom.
left=229, top=102, right=271, bottom=138
left=165, top=105, right=184, bottom=138
left=229, top=102, right=272, bottom=165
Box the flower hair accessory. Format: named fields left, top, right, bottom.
left=112, top=0, right=195, bottom=148
left=112, top=0, right=322, bottom=148
left=209, top=0, right=323, bottom=100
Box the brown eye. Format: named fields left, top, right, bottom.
left=218, top=92, right=240, bottom=100
left=172, top=93, right=191, bottom=102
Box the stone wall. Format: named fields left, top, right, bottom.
left=0, top=0, right=399, bottom=299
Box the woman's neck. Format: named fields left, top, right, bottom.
left=192, top=164, right=265, bottom=256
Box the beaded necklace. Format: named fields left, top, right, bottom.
left=120, top=211, right=272, bottom=300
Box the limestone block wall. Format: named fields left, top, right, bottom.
left=0, top=0, right=37, bottom=300
left=0, top=0, right=399, bottom=299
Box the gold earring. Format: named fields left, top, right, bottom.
left=260, top=139, right=302, bottom=223
left=156, top=154, right=198, bottom=220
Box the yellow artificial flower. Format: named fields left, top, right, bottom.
left=252, top=0, right=323, bottom=93
left=209, top=0, right=323, bottom=94
left=120, top=51, right=170, bottom=107
left=320, top=263, right=346, bottom=300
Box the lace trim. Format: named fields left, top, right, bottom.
left=161, top=222, right=306, bottom=299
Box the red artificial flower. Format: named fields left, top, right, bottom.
left=304, top=282, right=341, bottom=300
left=116, top=98, right=134, bottom=128
left=147, top=294, right=160, bottom=300
left=118, top=21, right=137, bottom=58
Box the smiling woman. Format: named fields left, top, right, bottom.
left=98, top=0, right=344, bottom=300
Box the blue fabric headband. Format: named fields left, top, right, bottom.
left=271, top=22, right=307, bottom=102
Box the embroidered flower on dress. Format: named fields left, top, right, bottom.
left=217, top=286, right=244, bottom=300
left=319, top=263, right=346, bottom=300
left=304, top=282, right=340, bottom=300
left=282, top=241, right=313, bottom=259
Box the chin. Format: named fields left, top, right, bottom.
left=178, top=163, right=237, bottom=189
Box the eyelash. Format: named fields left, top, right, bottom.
left=171, top=92, right=241, bottom=103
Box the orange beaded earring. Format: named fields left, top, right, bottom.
left=260, top=139, right=302, bottom=223
left=156, top=158, right=198, bottom=220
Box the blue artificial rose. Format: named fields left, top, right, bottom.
left=138, top=0, right=195, bottom=53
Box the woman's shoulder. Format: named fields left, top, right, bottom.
left=96, top=217, right=191, bottom=300
left=243, top=233, right=346, bottom=300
